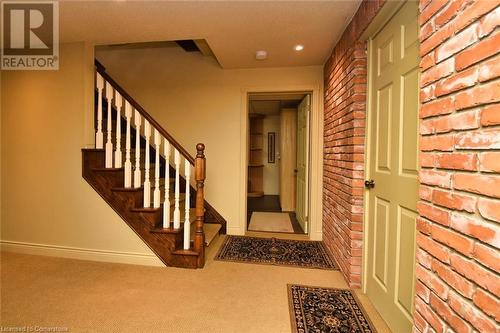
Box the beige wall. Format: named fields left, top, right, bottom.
left=1, top=42, right=162, bottom=265
left=0, top=42, right=321, bottom=265
left=262, top=115, right=280, bottom=195
left=0, top=69, right=2, bottom=239
left=96, top=46, right=322, bottom=233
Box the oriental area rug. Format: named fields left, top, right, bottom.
left=215, top=236, right=337, bottom=270
left=288, top=285, right=376, bottom=333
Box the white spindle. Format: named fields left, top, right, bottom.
left=105, top=82, right=113, bottom=168
left=124, top=102, right=132, bottom=188
left=163, top=140, right=171, bottom=228
left=183, top=159, right=191, bottom=250
left=114, top=93, right=123, bottom=168
left=173, top=149, right=181, bottom=229
left=133, top=111, right=142, bottom=188
left=95, top=73, right=104, bottom=149
left=153, top=129, right=161, bottom=208
left=143, top=120, right=151, bottom=208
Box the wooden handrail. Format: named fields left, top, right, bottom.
left=94, top=59, right=195, bottom=165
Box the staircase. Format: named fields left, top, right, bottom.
left=82, top=60, right=225, bottom=268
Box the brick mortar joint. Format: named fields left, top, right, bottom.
left=416, top=222, right=499, bottom=276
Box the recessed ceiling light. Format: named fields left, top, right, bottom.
left=256, top=50, right=267, bottom=60
left=294, top=44, right=304, bottom=51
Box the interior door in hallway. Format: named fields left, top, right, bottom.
left=296, top=95, right=310, bottom=233
left=365, top=1, right=419, bottom=332
left=280, top=108, right=297, bottom=212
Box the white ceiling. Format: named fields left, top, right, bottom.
left=60, top=0, right=362, bottom=69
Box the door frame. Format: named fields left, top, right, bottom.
left=237, top=85, right=323, bottom=240
left=296, top=95, right=311, bottom=233
left=361, top=0, right=415, bottom=292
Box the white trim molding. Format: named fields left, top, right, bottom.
left=0, top=240, right=165, bottom=267
left=238, top=84, right=324, bottom=240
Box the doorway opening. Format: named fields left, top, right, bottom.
left=246, top=92, right=311, bottom=235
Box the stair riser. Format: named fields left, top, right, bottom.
left=132, top=191, right=186, bottom=209
left=132, top=210, right=163, bottom=229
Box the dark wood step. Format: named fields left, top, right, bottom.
left=92, top=167, right=123, bottom=172
left=172, top=249, right=199, bottom=256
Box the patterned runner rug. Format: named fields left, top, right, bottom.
left=215, top=236, right=337, bottom=270
left=288, top=285, right=376, bottom=333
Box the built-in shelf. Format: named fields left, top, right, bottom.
left=247, top=191, right=265, bottom=198
left=248, top=114, right=264, bottom=198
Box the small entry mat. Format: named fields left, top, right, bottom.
left=288, top=285, right=376, bottom=332
left=215, top=236, right=337, bottom=270
left=248, top=212, right=294, bottom=233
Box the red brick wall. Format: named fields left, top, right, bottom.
left=414, top=0, right=500, bottom=332
left=323, top=1, right=499, bottom=328
left=323, top=0, right=385, bottom=288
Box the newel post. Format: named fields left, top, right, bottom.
left=194, top=143, right=206, bottom=268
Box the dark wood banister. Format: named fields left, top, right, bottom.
left=94, top=59, right=195, bottom=165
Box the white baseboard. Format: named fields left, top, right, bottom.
left=227, top=226, right=245, bottom=236
left=0, top=240, right=165, bottom=267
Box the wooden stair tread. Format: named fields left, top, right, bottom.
left=154, top=221, right=220, bottom=246
left=92, top=167, right=124, bottom=172
left=111, top=187, right=142, bottom=192
left=198, top=223, right=221, bottom=246
left=247, top=191, right=264, bottom=198
left=130, top=207, right=161, bottom=213
left=149, top=227, right=180, bottom=234
left=82, top=148, right=105, bottom=152
left=172, top=249, right=199, bottom=256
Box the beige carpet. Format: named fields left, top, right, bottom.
left=248, top=212, right=294, bottom=233
left=0, top=236, right=391, bottom=333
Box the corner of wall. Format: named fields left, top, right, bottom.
left=82, top=41, right=96, bottom=148
left=322, top=0, right=386, bottom=288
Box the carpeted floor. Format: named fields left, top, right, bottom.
left=0, top=235, right=391, bottom=332
left=215, top=236, right=337, bottom=270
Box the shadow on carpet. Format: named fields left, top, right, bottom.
left=215, top=236, right=338, bottom=270
left=288, top=285, right=377, bottom=333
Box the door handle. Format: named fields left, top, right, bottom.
left=364, top=179, right=375, bottom=189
